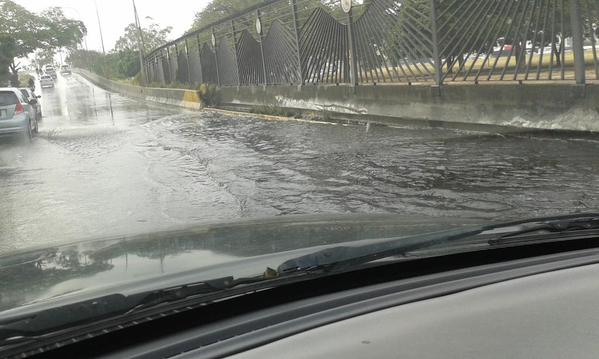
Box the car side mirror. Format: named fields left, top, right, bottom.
left=36, top=95, right=41, bottom=99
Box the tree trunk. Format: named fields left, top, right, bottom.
left=8, top=61, right=19, bottom=87
left=514, top=42, right=523, bottom=70
left=446, top=56, right=454, bottom=74
left=552, top=43, right=562, bottom=66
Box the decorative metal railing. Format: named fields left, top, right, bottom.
left=144, top=0, right=599, bottom=88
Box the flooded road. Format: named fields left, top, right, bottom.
left=1, top=74, right=599, bottom=254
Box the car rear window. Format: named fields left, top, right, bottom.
left=20, top=90, right=29, bottom=99
left=42, top=76, right=52, bottom=80
left=0, top=92, right=18, bottom=106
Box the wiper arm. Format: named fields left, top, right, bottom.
left=277, top=226, right=489, bottom=275
left=278, top=213, right=599, bottom=275
left=489, top=215, right=599, bottom=245
left=125, top=272, right=276, bottom=313
left=0, top=273, right=276, bottom=345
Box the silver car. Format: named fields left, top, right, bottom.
left=40, top=74, right=54, bottom=89
left=0, top=88, right=38, bottom=141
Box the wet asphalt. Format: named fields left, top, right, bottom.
left=1, top=73, right=599, bottom=254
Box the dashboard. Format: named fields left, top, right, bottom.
left=226, top=263, right=599, bottom=359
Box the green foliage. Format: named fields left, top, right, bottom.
left=188, top=0, right=344, bottom=33
left=189, top=0, right=263, bottom=31
left=40, top=7, right=87, bottom=51
left=18, top=72, right=33, bottom=87
left=114, top=22, right=172, bottom=53
left=0, top=35, right=16, bottom=83
left=34, top=47, right=56, bottom=66
left=69, top=21, right=171, bottom=82
left=197, top=83, right=220, bottom=106
left=0, top=1, right=86, bottom=74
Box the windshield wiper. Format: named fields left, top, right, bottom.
left=488, top=215, right=599, bottom=245
left=277, top=213, right=599, bottom=275
left=277, top=226, right=490, bottom=275
left=0, top=273, right=275, bottom=346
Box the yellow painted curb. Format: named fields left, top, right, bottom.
left=183, top=90, right=201, bottom=103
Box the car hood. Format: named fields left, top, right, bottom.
left=0, top=214, right=487, bottom=314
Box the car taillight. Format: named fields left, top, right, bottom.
left=15, top=103, right=25, bottom=114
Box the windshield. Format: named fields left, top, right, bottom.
left=1, top=0, right=599, bottom=316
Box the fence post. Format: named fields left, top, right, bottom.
left=346, top=7, right=359, bottom=86
left=231, top=20, right=241, bottom=86
left=173, top=44, right=179, bottom=84
left=570, top=0, right=586, bottom=85
left=257, top=9, right=268, bottom=86
left=158, top=52, right=165, bottom=86
left=212, top=28, right=221, bottom=87
left=184, top=38, right=192, bottom=86
left=165, top=47, right=171, bottom=83
left=429, top=0, right=443, bottom=91
left=196, top=34, right=204, bottom=84
left=290, top=0, right=305, bottom=85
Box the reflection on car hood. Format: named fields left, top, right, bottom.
left=0, top=214, right=485, bottom=313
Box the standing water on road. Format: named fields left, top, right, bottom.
left=1, top=74, right=599, bottom=254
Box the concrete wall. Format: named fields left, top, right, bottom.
left=75, top=69, right=203, bottom=110
left=219, top=83, right=599, bottom=132
left=77, top=68, right=599, bottom=132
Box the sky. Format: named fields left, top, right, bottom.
left=14, top=0, right=212, bottom=53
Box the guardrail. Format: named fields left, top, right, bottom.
left=144, top=0, right=599, bottom=88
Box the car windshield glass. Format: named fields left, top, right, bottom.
left=0, top=93, right=18, bottom=106
left=2, top=0, right=599, bottom=328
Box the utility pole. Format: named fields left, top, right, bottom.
left=94, top=0, right=106, bottom=54
left=133, top=0, right=147, bottom=85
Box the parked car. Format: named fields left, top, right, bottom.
left=40, top=74, right=55, bottom=89
left=0, top=88, right=38, bottom=141
left=19, top=88, right=42, bottom=122
left=60, top=64, right=72, bottom=75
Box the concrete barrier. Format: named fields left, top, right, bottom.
left=76, top=68, right=599, bottom=132
left=75, top=69, right=203, bottom=110
left=219, top=83, right=599, bottom=132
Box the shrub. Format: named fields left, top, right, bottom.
left=197, top=83, right=220, bottom=107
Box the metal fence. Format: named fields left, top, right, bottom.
left=144, top=0, right=599, bottom=88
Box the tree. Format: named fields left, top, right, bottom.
left=68, top=22, right=171, bottom=80
left=0, top=35, right=17, bottom=85
left=0, top=0, right=86, bottom=76
left=34, top=47, right=56, bottom=67
left=111, top=22, right=172, bottom=79
left=189, top=0, right=263, bottom=31
left=114, top=22, right=172, bottom=53
left=40, top=7, right=87, bottom=51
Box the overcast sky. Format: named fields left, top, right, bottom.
left=14, top=0, right=211, bottom=53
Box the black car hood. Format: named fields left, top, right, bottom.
left=0, top=214, right=487, bottom=314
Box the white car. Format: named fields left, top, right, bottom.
left=40, top=74, right=55, bottom=89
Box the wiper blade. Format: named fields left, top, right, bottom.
left=0, top=272, right=277, bottom=346
left=125, top=271, right=276, bottom=313
left=278, top=213, right=599, bottom=275
left=488, top=215, right=599, bottom=245
left=277, top=226, right=489, bottom=275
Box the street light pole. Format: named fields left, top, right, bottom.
left=133, top=0, right=147, bottom=85
left=94, top=0, right=106, bottom=54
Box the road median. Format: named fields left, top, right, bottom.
left=75, top=69, right=203, bottom=110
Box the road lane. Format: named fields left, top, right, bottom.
left=2, top=73, right=599, bottom=254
